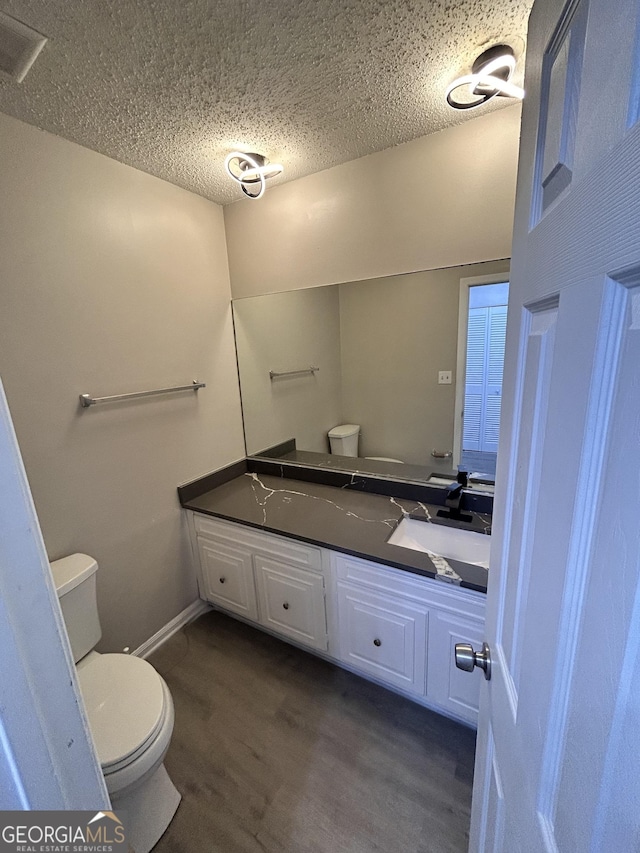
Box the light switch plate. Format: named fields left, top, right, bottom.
left=438, top=370, right=452, bottom=385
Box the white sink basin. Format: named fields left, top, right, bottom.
left=387, top=517, right=490, bottom=568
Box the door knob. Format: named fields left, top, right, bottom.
left=455, top=642, right=492, bottom=680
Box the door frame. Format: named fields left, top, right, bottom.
left=453, top=271, right=511, bottom=470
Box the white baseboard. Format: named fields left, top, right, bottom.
left=132, top=599, right=211, bottom=659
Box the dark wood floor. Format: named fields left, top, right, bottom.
left=150, top=611, right=476, bottom=853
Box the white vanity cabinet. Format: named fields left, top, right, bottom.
left=192, top=514, right=328, bottom=651
left=332, top=553, right=485, bottom=724
left=189, top=512, right=486, bottom=726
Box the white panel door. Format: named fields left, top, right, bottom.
left=470, top=0, right=640, bottom=849
left=0, top=380, right=109, bottom=808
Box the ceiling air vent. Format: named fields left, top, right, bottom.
left=0, top=11, right=47, bottom=83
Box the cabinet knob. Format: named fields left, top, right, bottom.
left=373, top=638, right=382, bottom=647
left=219, top=577, right=226, bottom=584
left=283, top=602, right=290, bottom=610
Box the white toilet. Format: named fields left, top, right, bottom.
left=51, top=553, right=181, bottom=853
left=328, top=423, right=404, bottom=464
left=328, top=423, right=361, bottom=456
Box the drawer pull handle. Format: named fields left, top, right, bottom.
left=219, top=577, right=226, bottom=584
left=282, top=602, right=290, bottom=610
left=373, top=638, right=382, bottom=647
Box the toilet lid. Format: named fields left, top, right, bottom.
left=328, top=424, right=359, bottom=438
left=77, top=654, right=166, bottom=770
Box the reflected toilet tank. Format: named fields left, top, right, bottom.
left=328, top=424, right=360, bottom=456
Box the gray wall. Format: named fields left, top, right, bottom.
left=339, top=262, right=511, bottom=467
left=234, top=287, right=342, bottom=454
left=224, top=104, right=521, bottom=298
left=0, top=100, right=520, bottom=652
left=0, top=113, right=246, bottom=652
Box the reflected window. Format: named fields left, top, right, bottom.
left=461, top=282, right=509, bottom=477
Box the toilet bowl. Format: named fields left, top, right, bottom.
left=51, top=554, right=181, bottom=853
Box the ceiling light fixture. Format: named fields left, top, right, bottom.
left=224, top=152, right=283, bottom=200
left=446, top=44, right=524, bottom=111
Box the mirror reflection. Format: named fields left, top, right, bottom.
left=233, top=259, right=510, bottom=485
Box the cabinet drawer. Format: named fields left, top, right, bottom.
left=427, top=610, right=484, bottom=725
left=254, top=556, right=327, bottom=650
left=198, top=538, right=258, bottom=621
left=334, top=552, right=485, bottom=620
left=193, top=514, right=322, bottom=573
left=336, top=582, right=428, bottom=696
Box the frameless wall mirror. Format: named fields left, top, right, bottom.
left=232, top=258, right=510, bottom=486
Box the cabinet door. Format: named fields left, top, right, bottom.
left=336, top=582, right=428, bottom=696
left=427, top=609, right=484, bottom=725
left=197, top=538, right=258, bottom=621
left=254, top=556, right=327, bottom=651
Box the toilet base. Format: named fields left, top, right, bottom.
left=110, top=762, right=181, bottom=853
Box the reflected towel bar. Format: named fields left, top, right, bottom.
left=79, top=380, right=206, bottom=408
left=269, top=366, right=319, bottom=380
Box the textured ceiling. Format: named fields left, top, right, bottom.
left=0, top=0, right=533, bottom=204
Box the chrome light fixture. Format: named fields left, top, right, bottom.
left=224, top=152, right=283, bottom=200
left=446, top=45, right=524, bottom=110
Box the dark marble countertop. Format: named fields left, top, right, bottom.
left=181, top=470, right=490, bottom=593
left=270, top=448, right=446, bottom=483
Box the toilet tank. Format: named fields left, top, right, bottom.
left=50, top=553, right=102, bottom=663
left=328, top=424, right=360, bottom=457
